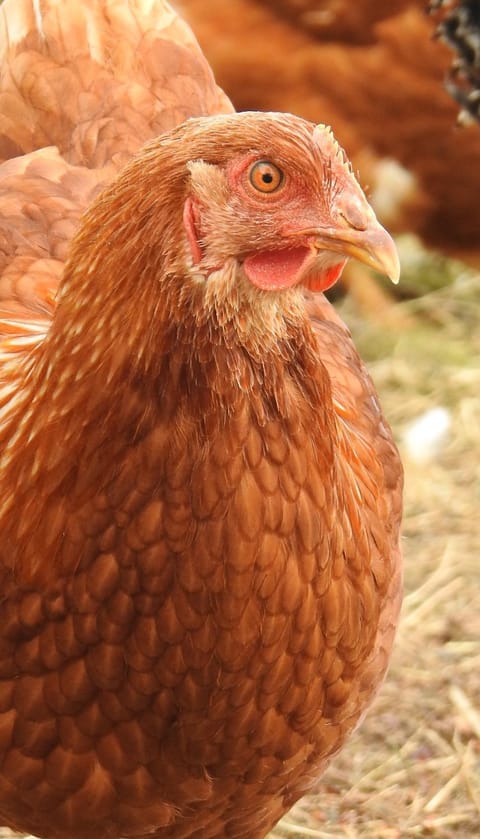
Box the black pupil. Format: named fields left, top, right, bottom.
left=262, top=171, right=273, bottom=183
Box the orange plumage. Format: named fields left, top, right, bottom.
left=0, top=2, right=403, bottom=838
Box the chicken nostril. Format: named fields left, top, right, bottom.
left=337, top=196, right=369, bottom=231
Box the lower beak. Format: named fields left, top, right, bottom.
left=312, top=220, right=400, bottom=284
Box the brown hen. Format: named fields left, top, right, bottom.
left=0, top=2, right=403, bottom=838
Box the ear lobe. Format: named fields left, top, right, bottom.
left=243, top=246, right=312, bottom=290
left=183, top=197, right=203, bottom=265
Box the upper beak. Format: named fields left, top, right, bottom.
left=307, top=186, right=400, bottom=283
left=311, top=215, right=400, bottom=284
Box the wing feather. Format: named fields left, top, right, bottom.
left=0, top=0, right=232, bottom=369
left=0, top=0, right=232, bottom=165
left=0, top=147, right=108, bottom=364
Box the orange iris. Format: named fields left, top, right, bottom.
left=248, top=160, right=284, bottom=194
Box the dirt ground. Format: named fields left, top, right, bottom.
left=273, top=253, right=480, bottom=838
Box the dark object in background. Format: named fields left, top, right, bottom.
left=430, top=0, right=480, bottom=123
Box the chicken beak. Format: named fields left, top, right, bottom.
left=330, top=225, right=399, bottom=284
left=310, top=200, right=400, bottom=284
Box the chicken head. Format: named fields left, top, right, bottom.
left=182, top=113, right=399, bottom=295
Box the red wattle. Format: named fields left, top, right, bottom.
left=305, top=261, right=347, bottom=292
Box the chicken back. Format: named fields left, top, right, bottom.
left=0, top=3, right=403, bottom=839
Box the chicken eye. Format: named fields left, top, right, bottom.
left=248, top=160, right=284, bottom=194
